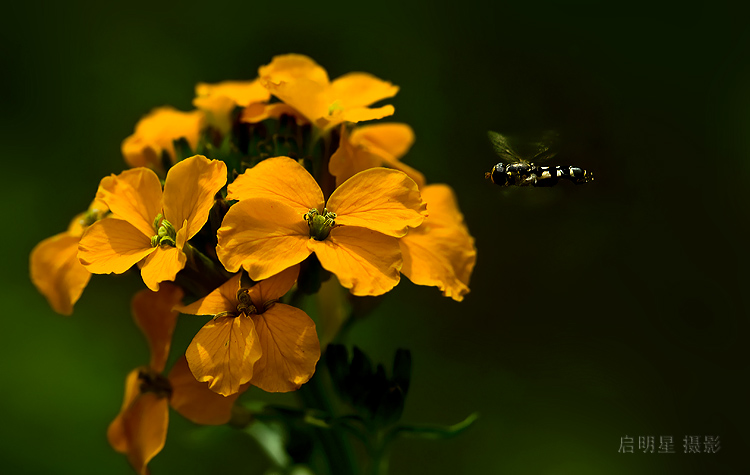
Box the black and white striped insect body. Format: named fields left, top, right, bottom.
left=484, top=131, right=594, bottom=187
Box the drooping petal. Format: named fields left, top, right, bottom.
left=399, top=185, right=477, bottom=301
left=309, top=226, right=401, bottom=296
left=330, top=72, right=399, bottom=109
left=107, top=370, right=169, bottom=475
left=327, top=168, right=427, bottom=237
left=168, top=356, right=247, bottom=425
left=227, top=156, right=324, bottom=215
left=217, top=198, right=311, bottom=281
left=248, top=264, right=300, bottom=309
left=139, top=244, right=187, bottom=292
left=131, top=283, right=183, bottom=373
left=30, top=232, right=91, bottom=315
left=250, top=304, right=320, bottom=392
left=186, top=315, right=262, bottom=396
left=259, top=55, right=330, bottom=124
left=78, top=218, right=155, bottom=274
left=97, top=168, right=163, bottom=238
left=121, top=106, right=205, bottom=170
left=163, top=155, right=227, bottom=241
left=176, top=273, right=240, bottom=316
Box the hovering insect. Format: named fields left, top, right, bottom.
left=484, top=130, right=594, bottom=187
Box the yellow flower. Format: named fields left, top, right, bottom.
left=329, top=123, right=425, bottom=188
left=400, top=185, right=476, bottom=301
left=30, top=199, right=107, bottom=315
left=177, top=265, right=320, bottom=396
left=258, top=54, right=399, bottom=131
left=109, top=284, right=245, bottom=475
left=217, top=157, right=426, bottom=296
left=78, top=155, right=226, bottom=291
left=121, top=106, right=205, bottom=172
left=193, top=79, right=271, bottom=133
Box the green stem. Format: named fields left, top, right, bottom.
left=367, top=432, right=390, bottom=475
left=298, top=367, right=359, bottom=475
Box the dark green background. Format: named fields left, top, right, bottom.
left=2, top=1, right=748, bottom=473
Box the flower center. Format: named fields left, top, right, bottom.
left=236, top=289, right=257, bottom=315
left=137, top=368, right=172, bottom=398
left=150, top=213, right=177, bottom=248
left=304, top=208, right=337, bottom=241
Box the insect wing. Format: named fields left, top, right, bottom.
left=487, top=130, right=528, bottom=165
left=528, top=130, right=560, bottom=163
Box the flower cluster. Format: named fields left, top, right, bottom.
left=30, top=54, right=476, bottom=473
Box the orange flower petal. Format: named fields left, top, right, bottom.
left=351, top=123, right=414, bottom=159
left=163, top=155, right=227, bottom=241
left=186, top=315, right=262, bottom=396
left=122, top=135, right=162, bottom=171
left=176, top=273, right=240, bottom=316
left=139, top=244, right=187, bottom=292
left=329, top=72, right=399, bottom=109
left=108, top=369, right=142, bottom=454
left=192, top=81, right=269, bottom=133
left=399, top=185, right=476, bottom=301
left=217, top=198, right=312, bottom=281
left=309, top=226, right=401, bottom=296
left=97, top=168, right=163, bottom=238
left=259, top=54, right=330, bottom=86
left=258, top=55, right=330, bottom=124
left=30, top=232, right=91, bottom=315
left=250, top=304, right=320, bottom=392
left=168, top=356, right=246, bottom=425
left=240, top=102, right=308, bottom=125
left=227, top=156, right=324, bottom=215
left=329, top=127, right=382, bottom=187
left=122, top=106, right=204, bottom=170
left=330, top=123, right=424, bottom=188
left=107, top=371, right=169, bottom=475
left=194, top=79, right=271, bottom=107
left=340, top=104, right=395, bottom=125
left=327, top=168, right=426, bottom=237
left=248, top=264, right=300, bottom=309
left=131, top=283, right=183, bottom=372
left=78, top=218, right=156, bottom=274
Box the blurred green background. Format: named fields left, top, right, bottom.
left=2, top=0, right=748, bottom=473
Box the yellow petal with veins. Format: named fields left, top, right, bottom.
left=217, top=198, right=311, bottom=281
left=327, top=168, right=426, bottom=237
left=308, top=226, right=401, bottom=296
left=176, top=273, right=241, bottom=316
left=227, top=156, right=324, bottom=215
left=250, top=304, right=320, bottom=392
left=186, top=315, right=262, bottom=396
left=399, top=184, right=476, bottom=301
left=78, top=218, right=155, bottom=274
left=97, top=168, right=163, bottom=238
left=163, top=155, right=227, bottom=241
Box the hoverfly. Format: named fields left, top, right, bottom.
left=484, top=130, right=594, bottom=187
